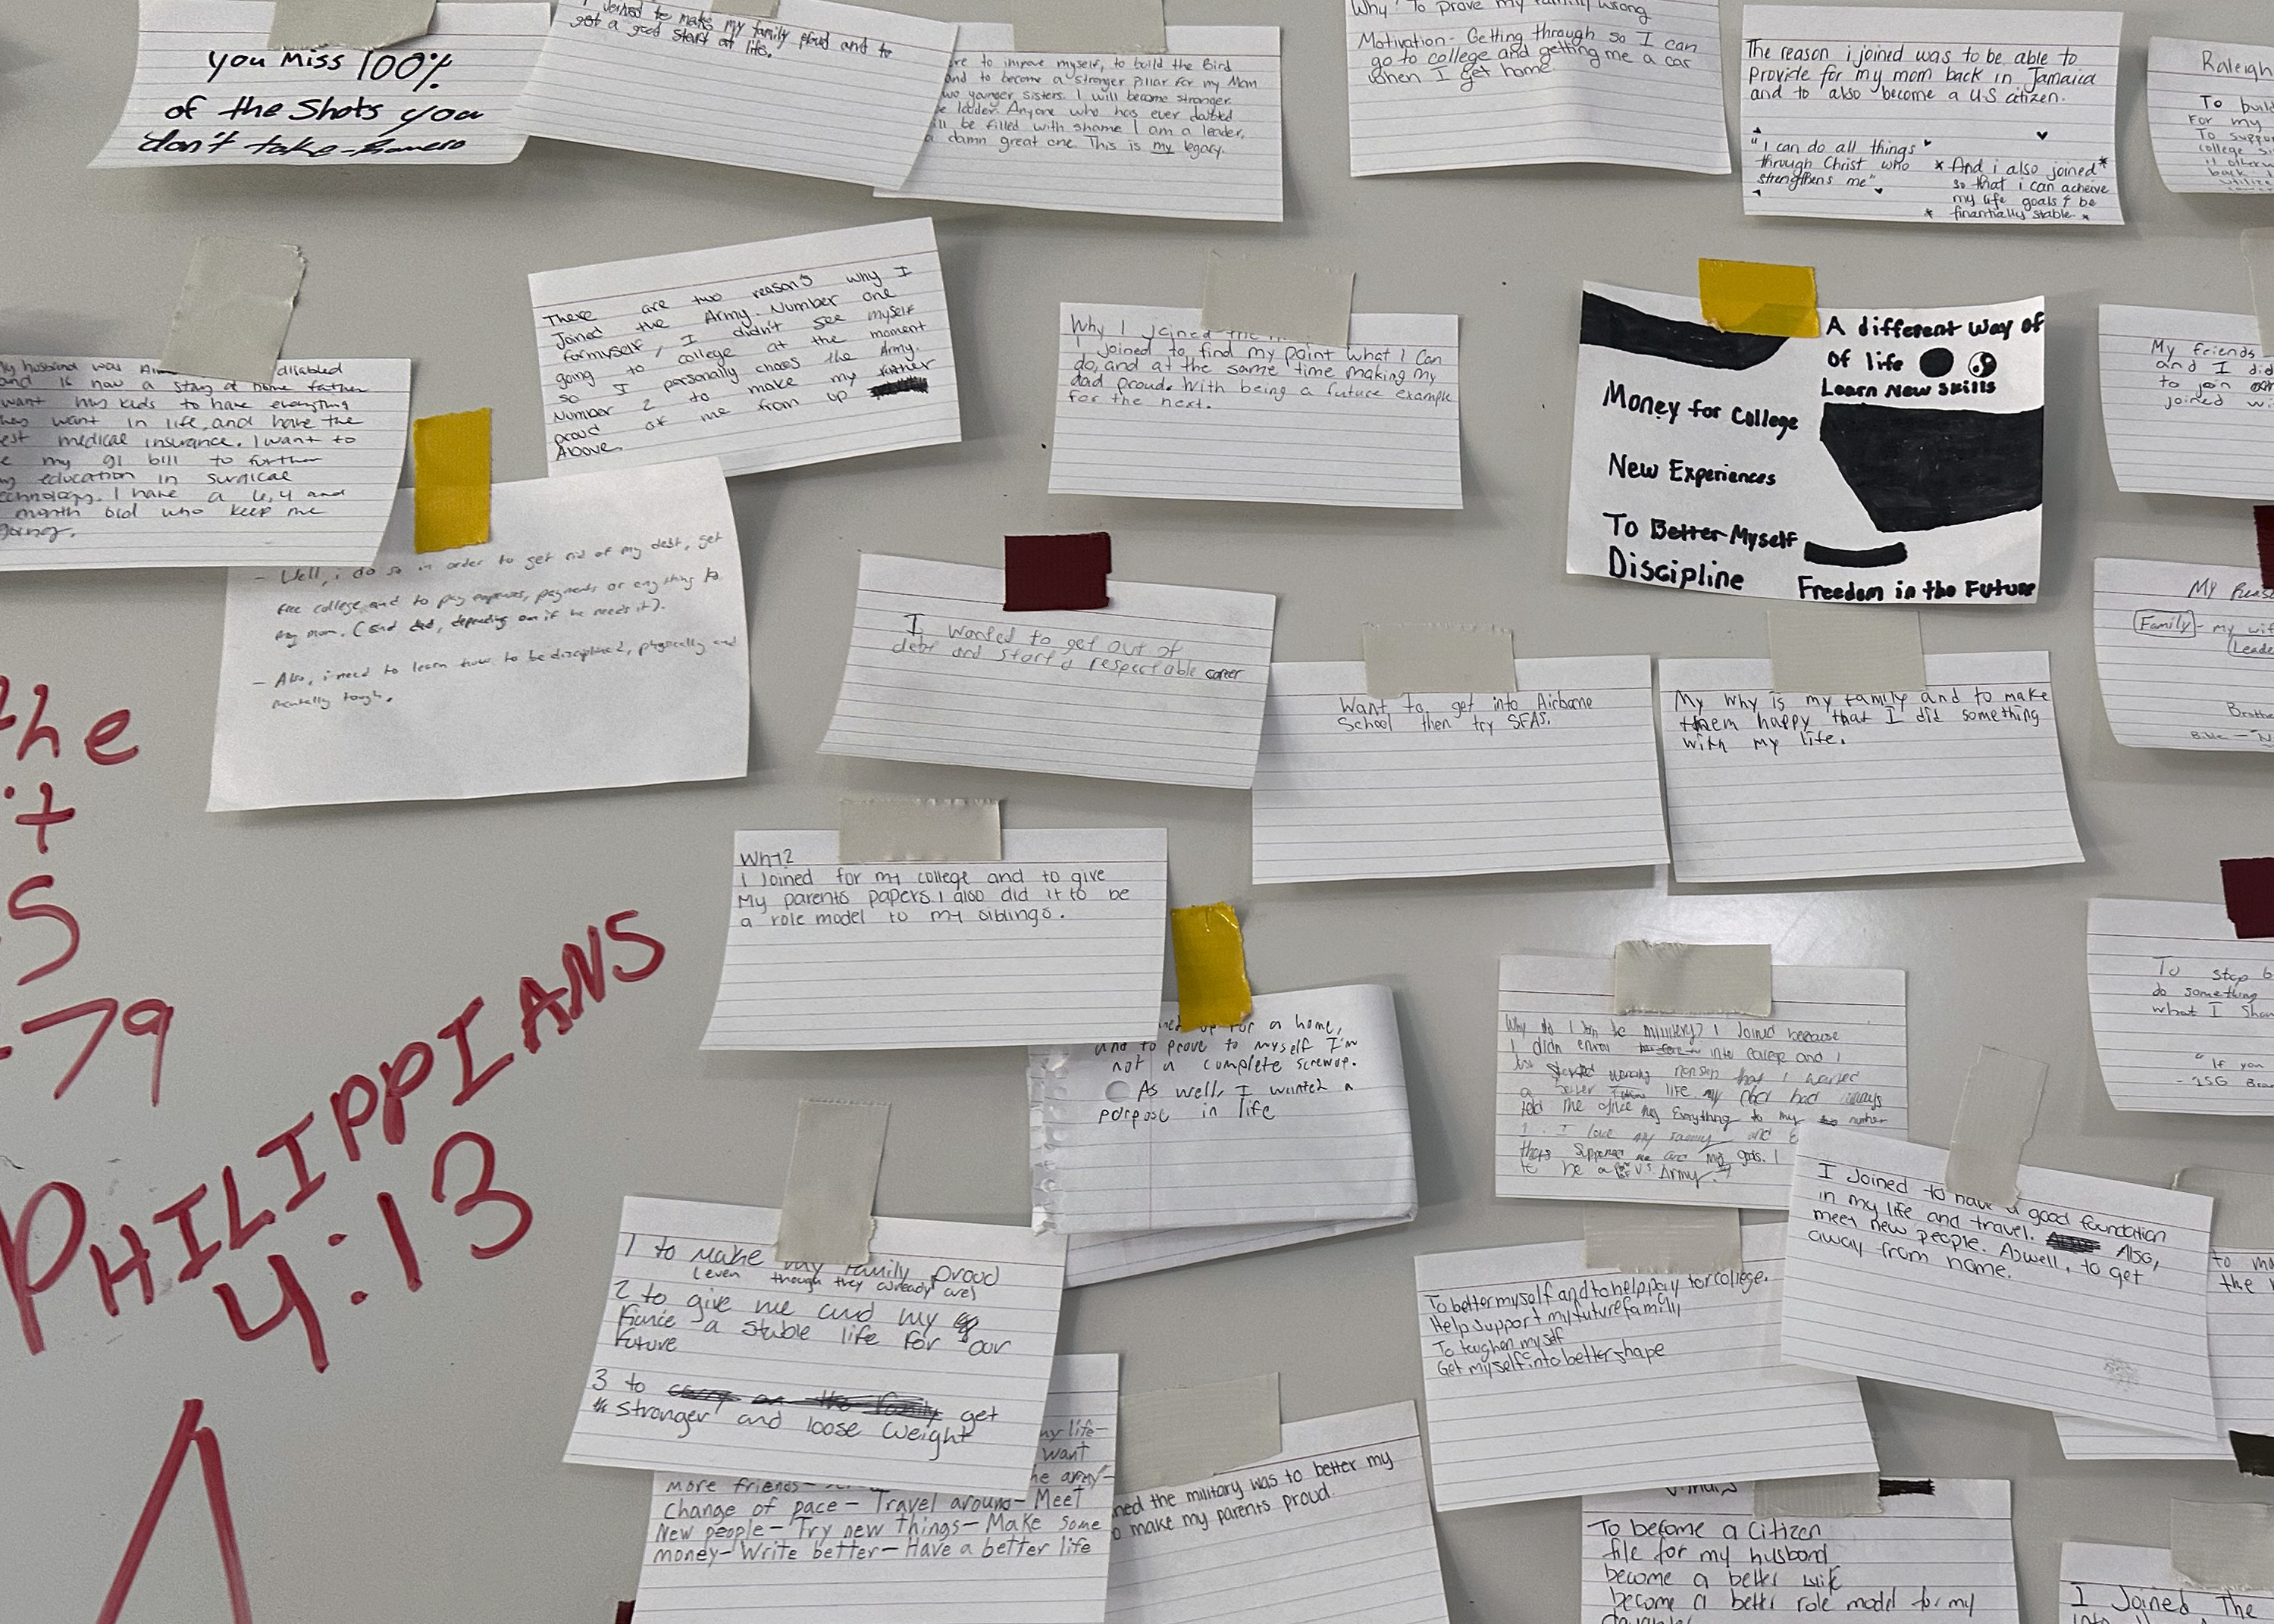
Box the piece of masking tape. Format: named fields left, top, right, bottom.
left=268, top=0, right=436, bottom=49
left=1583, top=1204, right=1742, bottom=1273
left=1940, top=1046, right=2046, bottom=1209
left=1612, top=941, right=1773, bottom=1018
left=1752, top=1474, right=1885, bottom=1517
left=158, top=236, right=305, bottom=387
left=2176, top=1167, right=2274, bottom=1250
left=1699, top=259, right=1821, bottom=340
left=2247, top=232, right=2274, bottom=355
left=2172, top=1500, right=2274, bottom=1591
left=1768, top=605, right=1927, bottom=695
left=412, top=408, right=491, bottom=552
left=1007, top=0, right=1165, bottom=52
left=1361, top=623, right=1515, bottom=699
left=775, top=1100, right=889, bottom=1266
left=838, top=796, right=1001, bottom=862
left=1201, top=252, right=1354, bottom=348
left=1170, top=903, right=1253, bottom=1031
left=712, top=0, right=779, bottom=15
left=1117, top=1372, right=1280, bottom=1494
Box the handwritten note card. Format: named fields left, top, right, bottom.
left=1063, top=1218, right=1407, bottom=1288
left=1251, top=659, right=1666, bottom=884
left=633, top=1353, right=1117, bottom=1623
left=2086, top=899, right=2274, bottom=1116
left=2056, top=1250, right=2274, bottom=1459
left=817, top=553, right=1275, bottom=790
left=702, top=828, right=1167, bottom=1051
left=92, top=0, right=547, bottom=167
left=1586, top=1481, right=2019, bottom=1624
left=0, top=355, right=408, bottom=569
left=1782, top=1123, right=2217, bottom=1436
left=510, top=0, right=958, bottom=188
left=1107, top=1402, right=1451, bottom=1624
left=208, top=460, right=747, bottom=810
left=882, top=26, right=1283, bottom=221
left=1345, top=0, right=1730, bottom=177
left=1740, top=7, right=2122, bottom=224
left=1657, top=654, right=2082, bottom=884
left=2147, top=39, right=2274, bottom=193
left=2094, top=558, right=2274, bottom=753
left=1049, top=305, right=1461, bottom=509
left=2099, top=307, right=2274, bottom=501
left=530, top=218, right=959, bottom=479
left=2063, top=1544, right=2274, bottom=1624
left=1414, top=1228, right=1877, bottom=1511
left=567, top=1197, right=1067, bottom=1494
left=1496, top=954, right=1908, bottom=1208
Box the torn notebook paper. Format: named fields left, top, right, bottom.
left=566, top=1197, right=1067, bottom=1493
left=1062, top=1217, right=1408, bottom=1288
left=1049, top=305, right=1461, bottom=509
left=529, top=218, right=958, bottom=478
left=2056, top=1247, right=2274, bottom=1459
left=2147, top=39, right=2274, bottom=194
left=1414, top=1227, right=1877, bottom=1511
left=701, top=828, right=1167, bottom=1050
left=881, top=26, right=1283, bottom=221
left=816, top=552, right=1276, bottom=790
left=2094, top=557, right=2274, bottom=752
left=1496, top=954, right=1908, bottom=1207
left=208, top=459, right=747, bottom=810
left=1566, top=283, right=2045, bottom=605
left=2100, top=308, right=2274, bottom=501
left=2087, top=898, right=2274, bottom=1115
left=1782, top=1123, right=2217, bottom=1437
left=1657, top=653, right=2082, bottom=884
left=1250, top=658, right=1668, bottom=884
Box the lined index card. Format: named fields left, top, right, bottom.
left=818, top=553, right=1276, bottom=790
left=2056, top=1248, right=2274, bottom=1459
left=2148, top=38, right=2274, bottom=193
left=2087, top=898, right=2274, bottom=1116
left=1414, top=1227, right=1878, bottom=1511
left=2094, top=558, right=2274, bottom=753
left=2100, top=308, right=2274, bottom=501
left=566, top=1197, right=1067, bottom=1495
left=2064, top=1544, right=2274, bottom=1624
left=1781, top=1123, right=2217, bottom=1437
left=1062, top=1217, right=1408, bottom=1288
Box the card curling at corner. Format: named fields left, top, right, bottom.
left=1566, top=281, right=2044, bottom=606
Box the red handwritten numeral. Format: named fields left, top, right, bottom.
left=377, top=1191, right=423, bottom=1292
left=431, top=1131, right=533, bottom=1260
left=212, top=1253, right=328, bottom=1374
left=96, top=1399, right=253, bottom=1624
left=20, top=993, right=174, bottom=1103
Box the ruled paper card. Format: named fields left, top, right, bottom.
left=1586, top=1480, right=2019, bottom=1624
left=568, top=1198, right=1067, bottom=1494
left=1740, top=7, right=2122, bottom=224
left=1251, top=658, right=1666, bottom=884
left=2056, top=1250, right=2274, bottom=1459
left=1658, top=654, right=2083, bottom=885
left=701, top=828, right=1167, bottom=1051
left=2086, top=898, right=2274, bottom=1116
left=1063, top=1218, right=1408, bottom=1288
left=2062, top=1544, right=2274, bottom=1624
left=1496, top=954, right=1908, bottom=1208
left=0, top=356, right=407, bottom=569
left=817, top=554, right=1275, bottom=790
left=881, top=26, right=1283, bottom=221
left=634, top=1353, right=1117, bottom=1623
left=2094, top=557, right=2274, bottom=753
left=530, top=218, right=959, bottom=480
left=1049, top=306, right=1462, bottom=510
left=2148, top=39, right=2274, bottom=193
left=1029, top=984, right=1416, bottom=1233
left=92, top=0, right=547, bottom=167
left=2100, top=307, right=2274, bottom=502
left=1106, top=1402, right=1451, bottom=1624
left=1415, top=1227, right=1877, bottom=1511
left=1346, top=0, right=1731, bottom=177
left=510, top=0, right=957, bottom=188
left=1782, top=1123, right=2217, bottom=1436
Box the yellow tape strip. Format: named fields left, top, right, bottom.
left=1699, top=259, right=1820, bottom=339
left=413, top=408, right=491, bottom=553
left=1170, top=902, right=1253, bottom=1031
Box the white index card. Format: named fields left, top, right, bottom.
left=2063, top=1544, right=2274, bottom=1624
left=208, top=460, right=748, bottom=810
left=1029, top=985, right=1417, bottom=1232
left=1496, top=954, right=1908, bottom=1208
left=567, top=1197, right=1067, bottom=1494
left=1345, top=0, right=1731, bottom=177
left=1048, top=305, right=1462, bottom=510
left=817, top=553, right=1276, bottom=790
left=92, top=1, right=548, bottom=167
left=1250, top=657, right=1667, bottom=884
left=1782, top=1122, right=2218, bottom=1438
left=1738, top=7, right=2122, bottom=224
left=2099, top=308, right=2274, bottom=501
left=1062, top=1218, right=1410, bottom=1288
left=2056, top=1250, right=2274, bottom=1459
left=1586, top=1480, right=2020, bottom=1624
left=509, top=0, right=958, bottom=188
left=634, top=1352, right=1118, bottom=1622
left=1657, top=653, right=2083, bottom=884
left=2088, top=898, right=2274, bottom=1116
left=0, top=356, right=408, bottom=569
left=881, top=26, right=1284, bottom=221
left=2093, top=557, right=2274, bottom=753
left=1414, top=1225, right=1878, bottom=1511
left=1106, top=1401, right=1452, bottom=1624
left=701, top=828, right=1168, bottom=1051
left=2148, top=39, right=2274, bottom=193
left=530, top=218, right=960, bottom=479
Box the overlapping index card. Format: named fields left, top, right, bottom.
left=2147, top=38, right=2274, bottom=193
left=2094, top=558, right=2274, bottom=752
left=2099, top=308, right=2274, bottom=501
left=2055, top=1246, right=2274, bottom=1459
left=2086, top=898, right=2274, bottom=1115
